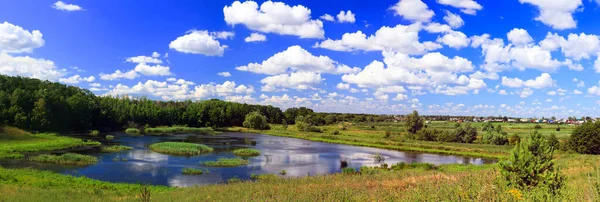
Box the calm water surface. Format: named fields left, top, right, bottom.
left=0, top=132, right=496, bottom=187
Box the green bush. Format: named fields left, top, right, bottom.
left=390, top=162, right=436, bottom=171
left=499, top=130, right=565, bottom=195
left=296, top=121, right=322, bottom=133
left=332, top=130, right=340, bottom=135
left=569, top=122, right=600, bottom=154
left=90, top=130, right=100, bottom=136
left=125, top=128, right=140, bottom=134
left=29, top=153, right=98, bottom=166
left=534, top=124, right=542, bottom=130
left=508, top=134, right=521, bottom=145
left=373, top=153, right=384, bottom=162
left=547, top=134, right=559, bottom=149
left=412, top=128, right=438, bottom=141
left=482, top=131, right=508, bottom=145
left=243, top=111, right=270, bottom=130
left=405, top=110, right=424, bottom=134
left=342, top=167, right=357, bottom=174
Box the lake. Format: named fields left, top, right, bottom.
left=0, top=132, right=496, bottom=187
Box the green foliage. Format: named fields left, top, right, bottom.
left=547, top=133, right=559, bottom=149
left=0, top=131, right=100, bottom=159
left=105, top=135, right=114, bottom=140
left=384, top=131, right=391, bottom=138
left=295, top=120, right=322, bottom=132
left=499, top=130, right=565, bottom=195
left=29, top=153, right=98, bottom=166
left=556, top=125, right=561, bottom=131
left=569, top=121, right=600, bottom=154
left=282, top=119, right=288, bottom=130
left=508, top=134, right=521, bottom=145
left=534, top=124, right=542, bottom=130
left=144, top=126, right=215, bottom=134
left=232, top=148, right=261, bottom=157
left=250, top=174, right=279, bottom=181
left=203, top=158, right=249, bottom=167
left=101, top=145, right=133, bottom=152
left=405, top=110, right=424, bottom=134
left=125, top=128, right=140, bottom=134
left=182, top=168, right=208, bottom=175
left=242, top=111, right=270, bottom=130
left=148, top=142, right=213, bottom=156
left=482, top=122, right=494, bottom=132
left=390, top=162, right=436, bottom=171
left=332, top=130, right=340, bottom=135
left=279, top=170, right=287, bottom=175
left=341, top=167, right=357, bottom=174
left=373, top=153, right=384, bottom=162
left=89, top=130, right=99, bottom=136
left=482, top=131, right=508, bottom=145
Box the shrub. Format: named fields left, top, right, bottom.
left=569, top=122, right=600, bottom=154
left=482, top=131, right=508, bottom=145
left=232, top=148, right=260, bottom=157
left=556, top=126, right=561, bottom=132
left=29, top=153, right=98, bottom=166
left=149, top=142, right=213, bottom=155
left=508, top=134, right=521, bottom=145
left=390, top=162, right=436, bottom=171
left=373, top=153, right=384, bottom=162
left=340, top=160, right=349, bottom=168
left=90, top=130, right=100, bottom=136
left=296, top=121, right=322, bottom=133
left=282, top=119, right=288, bottom=130
left=499, top=130, right=565, bottom=195
left=482, top=122, right=494, bottom=132
left=384, top=131, right=391, bottom=138
left=243, top=111, right=270, bottom=130
left=332, top=130, right=340, bottom=135
left=547, top=134, right=559, bottom=149
left=342, top=167, right=357, bottom=174
left=534, top=124, right=542, bottom=130
left=125, top=128, right=140, bottom=134
left=413, top=128, right=438, bottom=141
left=279, top=170, right=287, bottom=175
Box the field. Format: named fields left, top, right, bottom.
left=0, top=126, right=100, bottom=159
left=0, top=122, right=598, bottom=201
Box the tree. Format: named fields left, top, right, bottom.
left=499, top=130, right=564, bottom=195
left=569, top=122, right=600, bottom=154
left=30, top=98, right=50, bottom=131
left=405, top=110, right=424, bottom=134
left=243, top=111, right=270, bottom=130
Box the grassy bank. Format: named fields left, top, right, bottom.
left=0, top=126, right=100, bottom=159
left=29, top=153, right=98, bottom=166
left=224, top=124, right=510, bottom=159
left=203, top=158, right=249, bottom=167
left=148, top=142, right=213, bottom=156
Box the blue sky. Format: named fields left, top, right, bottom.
left=1, top=0, right=600, bottom=118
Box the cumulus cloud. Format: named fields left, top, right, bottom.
left=507, top=28, right=533, bottom=46
left=0, top=22, right=45, bottom=53
left=260, top=72, right=323, bottom=92
left=125, top=55, right=162, bottom=64
left=336, top=83, right=350, bottom=90
left=217, top=72, right=232, bottom=77
left=59, top=75, right=95, bottom=84
left=0, top=53, right=65, bottom=81
left=443, top=11, right=464, bottom=28
left=99, top=70, right=139, bottom=81
left=133, top=63, right=172, bottom=76
left=235, top=45, right=358, bottom=75
left=501, top=73, right=555, bottom=89
left=390, top=0, right=435, bottom=22
left=336, top=10, right=356, bottom=23
left=320, top=14, right=335, bottom=22
left=244, top=33, right=267, bottom=42
left=169, top=30, right=229, bottom=56
left=104, top=80, right=253, bottom=101
left=540, top=32, right=600, bottom=61
left=52, top=1, right=84, bottom=12
left=437, top=0, right=482, bottom=15
left=223, top=1, right=324, bottom=38
left=314, top=23, right=440, bottom=55
left=518, top=0, right=582, bottom=30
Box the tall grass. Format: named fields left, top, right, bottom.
left=232, top=148, right=261, bottom=157
left=182, top=168, right=208, bottom=175
left=125, top=128, right=140, bottom=134
left=203, top=158, right=249, bottom=167
left=101, top=145, right=133, bottom=152
left=0, top=130, right=100, bottom=159
left=148, top=142, right=213, bottom=155
left=29, top=153, right=98, bottom=166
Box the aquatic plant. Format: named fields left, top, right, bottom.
left=149, top=142, right=214, bottom=156
left=105, top=135, right=115, bottom=140
left=250, top=174, right=278, bottom=181
left=29, top=153, right=98, bottom=166
left=232, top=148, right=260, bottom=157
left=90, top=130, right=100, bottom=136
left=182, top=168, right=208, bottom=175
left=125, top=128, right=141, bottom=134
left=203, top=158, right=249, bottom=167
left=279, top=170, right=287, bottom=175
left=101, top=145, right=133, bottom=152
left=373, top=153, right=384, bottom=162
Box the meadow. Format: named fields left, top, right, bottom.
left=0, top=126, right=100, bottom=159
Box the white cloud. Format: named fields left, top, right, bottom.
left=545, top=99, right=552, bottom=102
left=498, top=89, right=508, bottom=95
left=519, top=88, right=534, bottom=98
left=390, top=0, right=435, bottom=22
left=236, top=45, right=357, bottom=75
left=211, top=31, right=235, bottom=39
left=563, top=59, right=584, bottom=71
left=574, top=89, right=582, bottom=94
left=0, top=53, right=65, bottom=81
left=223, top=1, right=324, bottom=38
left=133, top=63, right=172, bottom=76
left=518, top=0, right=582, bottom=30
left=443, top=11, right=464, bottom=28
left=596, top=56, right=600, bottom=73
left=437, top=31, right=470, bottom=49
left=126, top=55, right=162, bottom=64
left=314, top=23, right=440, bottom=55
left=104, top=80, right=253, bottom=101
left=320, top=14, right=335, bottom=22
left=336, top=10, right=356, bottom=23
left=437, top=0, right=482, bottom=15
left=244, top=33, right=267, bottom=42
left=588, top=85, right=600, bottom=96
left=169, top=30, right=228, bottom=56
left=336, top=83, right=350, bottom=90
left=393, top=93, right=408, bottom=101
left=501, top=73, right=555, bottom=89
left=59, top=75, right=95, bottom=84
left=99, top=70, right=139, bottom=81
left=469, top=71, right=498, bottom=80
left=507, top=28, right=533, bottom=46
left=0, top=22, right=45, bottom=53
left=152, top=52, right=160, bottom=58
left=217, top=72, right=232, bottom=77
left=52, top=1, right=83, bottom=12
left=540, top=32, right=600, bottom=60
left=260, top=72, right=323, bottom=92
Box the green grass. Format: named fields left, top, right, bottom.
left=101, top=145, right=133, bottom=153
left=148, top=142, right=214, bottom=155
left=124, top=128, right=140, bottom=134
left=0, top=126, right=100, bottom=159
left=105, top=135, right=115, bottom=139
left=29, top=153, right=98, bottom=166
left=203, top=158, right=249, bottom=167
left=144, top=126, right=217, bottom=134
left=232, top=148, right=261, bottom=157
left=182, top=168, right=208, bottom=175
left=89, top=130, right=100, bottom=136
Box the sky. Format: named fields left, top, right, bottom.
left=1, top=0, right=600, bottom=118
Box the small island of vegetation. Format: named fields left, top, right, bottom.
left=203, top=158, right=250, bottom=167
left=149, top=142, right=214, bottom=156
left=232, top=148, right=261, bottom=157
left=29, top=153, right=98, bottom=166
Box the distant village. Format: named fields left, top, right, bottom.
left=391, top=115, right=592, bottom=125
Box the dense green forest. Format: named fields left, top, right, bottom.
left=0, top=75, right=286, bottom=132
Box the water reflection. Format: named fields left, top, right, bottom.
left=0, top=132, right=497, bottom=187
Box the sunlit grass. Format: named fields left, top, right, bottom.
left=29, top=153, right=98, bottom=166
left=0, top=126, right=100, bottom=159
left=182, top=168, right=208, bottom=175
left=149, top=142, right=213, bottom=156
left=232, top=148, right=260, bottom=157
left=101, top=145, right=133, bottom=153
left=203, top=158, right=249, bottom=167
